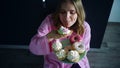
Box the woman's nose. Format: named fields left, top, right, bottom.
left=65, top=12, right=70, bottom=19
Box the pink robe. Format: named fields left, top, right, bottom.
left=29, top=14, right=91, bottom=68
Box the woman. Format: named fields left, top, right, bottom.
left=29, top=0, right=91, bottom=68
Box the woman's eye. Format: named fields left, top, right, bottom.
left=70, top=11, right=76, bottom=14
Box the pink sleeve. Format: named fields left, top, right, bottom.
left=29, top=14, right=53, bottom=55
left=83, top=21, right=91, bottom=52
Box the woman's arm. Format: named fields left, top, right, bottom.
left=29, top=14, right=54, bottom=55
left=83, top=21, right=91, bottom=52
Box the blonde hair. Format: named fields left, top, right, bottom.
left=52, top=0, right=85, bottom=35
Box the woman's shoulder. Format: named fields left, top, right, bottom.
left=84, top=21, right=91, bottom=30
left=43, top=14, right=56, bottom=29
left=45, top=13, right=53, bottom=19
left=44, top=14, right=55, bottom=24
left=41, top=13, right=54, bottom=24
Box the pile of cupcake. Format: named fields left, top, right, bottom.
left=52, top=26, right=85, bottom=63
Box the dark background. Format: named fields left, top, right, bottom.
left=1, top=0, right=113, bottom=48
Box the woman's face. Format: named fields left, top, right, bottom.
left=59, top=1, right=78, bottom=28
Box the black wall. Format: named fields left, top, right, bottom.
left=83, top=0, right=113, bottom=48
left=2, top=0, right=46, bottom=45
left=1, top=0, right=113, bottom=48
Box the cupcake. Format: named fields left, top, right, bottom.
left=52, top=39, right=62, bottom=51
left=55, top=49, right=66, bottom=60
left=67, top=50, right=80, bottom=63
left=72, top=42, right=85, bottom=53
left=57, top=26, right=71, bottom=35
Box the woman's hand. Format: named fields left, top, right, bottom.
left=47, top=30, right=67, bottom=42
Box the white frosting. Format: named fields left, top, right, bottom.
left=67, top=50, right=80, bottom=62
left=52, top=39, right=62, bottom=51
left=56, top=49, right=66, bottom=60
left=59, top=26, right=71, bottom=34
left=73, top=42, right=85, bottom=53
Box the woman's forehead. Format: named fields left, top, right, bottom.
left=60, top=2, right=76, bottom=11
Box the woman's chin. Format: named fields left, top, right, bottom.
left=62, top=24, right=71, bottom=28
left=65, top=25, right=71, bottom=28
left=63, top=25, right=69, bottom=28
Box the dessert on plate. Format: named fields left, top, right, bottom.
left=67, top=50, right=80, bottom=63
left=55, top=49, right=67, bottom=60
left=72, top=42, right=85, bottom=54
left=51, top=26, right=85, bottom=63
left=52, top=39, right=62, bottom=51
left=57, top=26, right=71, bottom=35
